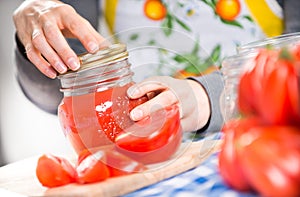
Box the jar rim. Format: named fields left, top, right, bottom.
left=58, top=43, right=128, bottom=78
left=237, top=32, right=300, bottom=53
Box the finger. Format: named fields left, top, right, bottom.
left=42, top=21, right=80, bottom=71
left=62, top=12, right=108, bottom=52
left=25, top=43, right=57, bottom=79
left=127, top=80, right=168, bottom=99
left=31, top=28, right=68, bottom=74
left=130, top=90, right=179, bottom=121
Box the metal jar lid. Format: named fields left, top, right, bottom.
left=61, top=43, right=128, bottom=76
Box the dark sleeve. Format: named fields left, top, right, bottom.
left=14, top=0, right=100, bottom=114
left=189, top=70, right=225, bottom=133
left=282, top=0, right=300, bottom=33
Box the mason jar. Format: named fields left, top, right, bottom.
left=221, top=32, right=300, bottom=122
left=57, top=43, right=182, bottom=164
left=237, top=32, right=300, bottom=54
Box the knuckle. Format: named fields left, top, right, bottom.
left=67, top=20, right=79, bottom=32
left=31, top=30, right=42, bottom=44
left=57, top=47, right=72, bottom=58
left=58, top=4, right=76, bottom=13
left=43, top=22, right=56, bottom=38
left=25, top=46, right=35, bottom=61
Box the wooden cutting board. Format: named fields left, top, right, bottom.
left=0, top=140, right=222, bottom=197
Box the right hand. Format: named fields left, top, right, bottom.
left=13, top=0, right=108, bottom=78
left=127, top=76, right=211, bottom=132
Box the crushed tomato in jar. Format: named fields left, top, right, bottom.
left=57, top=44, right=182, bottom=164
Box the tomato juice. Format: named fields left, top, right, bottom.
left=58, top=83, right=182, bottom=164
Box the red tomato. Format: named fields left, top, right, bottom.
left=238, top=47, right=300, bottom=125
left=256, top=58, right=300, bottom=126
left=105, top=150, right=148, bottom=177
left=36, top=154, right=76, bottom=188
left=115, top=105, right=182, bottom=164
left=218, top=118, right=260, bottom=191
left=77, top=148, right=147, bottom=180
left=238, top=126, right=300, bottom=197
left=129, top=96, right=149, bottom=112
left=76, top=150, right=110, bottom=184
left=237, top=69, right=257, bottom=115
left=96, top=84, right=149, bottom=142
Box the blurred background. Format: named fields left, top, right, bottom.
left=0, top=1, right=74, bottom=166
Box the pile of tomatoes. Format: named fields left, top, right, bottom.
left=36, top=147, right=147, bottom=188
left=218, top=45, right=300, bottom=197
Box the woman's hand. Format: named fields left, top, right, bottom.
left=127, top=76, right=211, bottom=132
left=13, top=0, right=108, bottom=78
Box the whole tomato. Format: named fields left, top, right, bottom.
left=36, top=154, right=76, bottom=188
left=238, top=126, right=300, bottom=197
left=218, top=117, right=260, bottom=191
left=238, top=48, right=300, bottom=126
left=238, top=48, right=278, bottom=116
left=257, top=58, right=300, bottom=126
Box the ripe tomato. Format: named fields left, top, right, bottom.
left=237, top=69, right=257, bottom=115
left=105, top=150, right=148, bottom=177
left=115, top=105, right=182, bottom=164
left=96, top=84, right=149, bottom=142
left=76, top=151, right=110, bottom=184
left=36, top=154, right=76, bottom=188
left=77, top=148, right=147, bottom=178
left=129, top=96, right=149, bottom=112
left=238, top=126, right=300, bottom=197
left=257, top=59, right=292, bottom=125
left=218, top=118, right=260, bottom=191
left=238, top=48, right=300, bottom=126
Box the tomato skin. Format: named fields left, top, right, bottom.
left=115, top=105, right=182, bottom=164
left=105, top=150, right=148, bottom=177
left=218, top=118, right=260, bottom=191
left=129, top=96, right=149, bottom=112
left=257, top=60, right=300, bottom=126
left=76, top=151, right=110, bottom=184
left=238, top=48, right=300, bottom=126
left=238, top=126, right=300, bottom=197
left=77, top=148, right=147, bottom=177
left=224, top=46, right=300, bottom=197
left=237, top=69, right=256, bottom=115
left=36, top=154, right=76, bottom=188
left=96, top=84, right=149, bottom=143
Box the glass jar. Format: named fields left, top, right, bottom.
left=220, top=52, right=257, bottom=122
left=57, top=43, right=182, bottom=164
left=221, top=32, right=300, bottom=122
left=237, top=32, right=300, bottom=54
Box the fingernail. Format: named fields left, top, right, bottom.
left=45, top=68, right=57, bottom=79
left=55, top=62, right=67, bottom=73
left=130, top=108, right=143, bottom=121
left=88, top=42, right=99, bottom=53
left=67, top=57, right=80, bottom=70
left=127, top=86, right=140, bottom=98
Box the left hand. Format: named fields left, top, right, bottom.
left=127, top=76, right=211, bottom=132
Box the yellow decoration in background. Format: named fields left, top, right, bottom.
left=244, top=0, right=283, bottom=37
left=104, top=0, right=118, bottom=34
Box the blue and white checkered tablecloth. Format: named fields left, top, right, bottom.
left=124, top=133, right=259, bottom=197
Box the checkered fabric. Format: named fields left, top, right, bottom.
left=124, top=133, right=258, bottom=197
